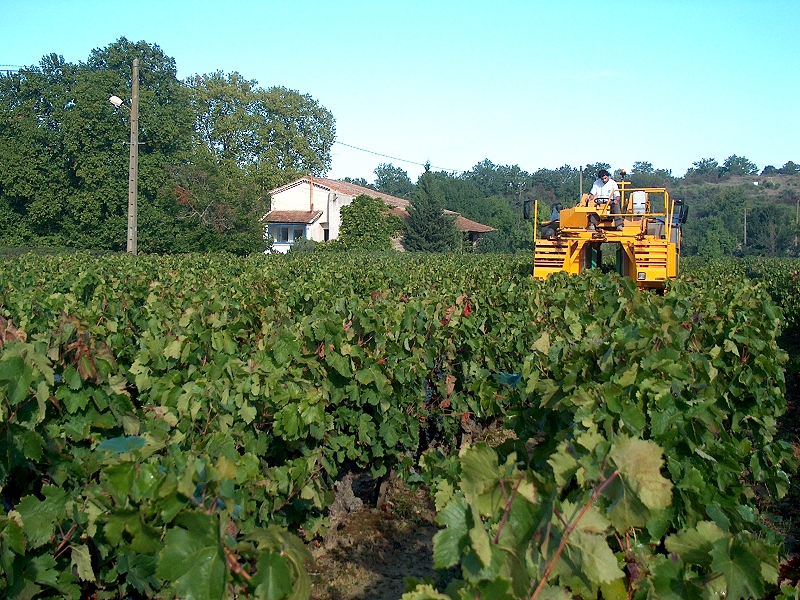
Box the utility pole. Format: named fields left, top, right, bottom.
left=579, top=166, right=583, bottom=202
left=127, top=59, right=139, bottom=255
left=743, top=205, right=747, bottom=248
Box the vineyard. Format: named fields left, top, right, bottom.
left=0, top=252, right=798, bottom=600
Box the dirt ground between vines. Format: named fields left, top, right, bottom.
left=307, top=341, right=800, bottom=600
left=307, top=475, right=445, bottom=600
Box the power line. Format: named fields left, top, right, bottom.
left=335, top=141, right=465, bottom=175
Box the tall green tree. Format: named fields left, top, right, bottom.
left=0, top=54, right=76, bottom=246
left=184, top=71, right=335, bottom=190
left=0, top=38, right=193, bottom=251
left=693, top=216, right=738, bottom=258
left=373, top=163, right=415, bottom=198
left=89, top=38, right=194, bottom=253
left=255, top=85, right=335, bottom=180
left=629, top=161, right=676, bottom=188
left=464, top=159, right=531, bottom=200
left=342, top=176, right=373, bottom=188
left=761, top=165, right=779, bottom=176
left=187, top=71, right=260, bottom=163
left=403, top=167, right=459, bottom=252
left=721, top=154, right=758, bottom=177
left=428, top=170, right=532, bottom=254
left=166, top=151, right=270, bottom=255
left=746, top=203, right=794, bottom=256
left=336, top=194, right=399, bottom=251
left=531, top=165, right=580, bottom=207
left=179, top=72, right=335, bottom=254
left=684, top=158, right=721, bottom=182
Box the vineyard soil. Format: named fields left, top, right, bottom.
left=308, top=477, right=444, bottom=600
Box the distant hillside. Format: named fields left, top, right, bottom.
left=675, top=173, right=800, bottom=204
left=670, top=175, right=800, bottom=258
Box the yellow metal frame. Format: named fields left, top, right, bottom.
left=533, top=183, right=681, bottom=290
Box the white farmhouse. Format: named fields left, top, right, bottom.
left=263, top=176, right=494, bottom=252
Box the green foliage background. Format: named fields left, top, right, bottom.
left=1, top=37, right=798, bottom=258
left=0, top=38, right=335, bottom=255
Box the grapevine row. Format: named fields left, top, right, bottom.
left=0, top=252, right=795, bottom=599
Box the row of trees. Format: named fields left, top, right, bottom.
left=2, top=37, right=797, bottom=258
left=344, top=156, right=800, bottom=258
left=684, top=156, right=800, bottom=183
left=0, top=38, right=334, bottom=254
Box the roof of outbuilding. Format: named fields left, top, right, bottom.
left=386, top=206, right=497, bottom=233
left=453, top=215, right=496, bottom=233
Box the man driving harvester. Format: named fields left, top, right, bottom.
left=586, top=169, right=624, bottom=231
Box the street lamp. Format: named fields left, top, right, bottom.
left=109, top=58, right=139, bottom=255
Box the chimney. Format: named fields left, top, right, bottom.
left=309, top=174, right=314, bottom=212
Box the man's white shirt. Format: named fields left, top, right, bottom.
left=589, top=178, right=620, bottom=201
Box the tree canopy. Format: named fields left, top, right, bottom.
left=0, top=37, right=335, bottom=254
left=343, top=152, right=799, bottom=258
left=1, top=38, right=797, bottom=259
left=722, top=154, right=758, bottom=177
left=373, top=163, right=415, bottom=198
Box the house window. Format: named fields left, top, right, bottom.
left=269, top=224, right=306, bottom=244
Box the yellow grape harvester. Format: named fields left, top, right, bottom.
left=528, top=179, right=688, bottom=291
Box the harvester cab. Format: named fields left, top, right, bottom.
left=528, top=178, right=687, bottom=290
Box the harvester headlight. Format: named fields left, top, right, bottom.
left=637, top=272, right=646, bottom=280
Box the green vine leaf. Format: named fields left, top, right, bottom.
left=70, top=543, right=95, bottom=581
left=432, top=497, right=470, bottom=569
left=558, top=530, right=625, bottom=586
left=16, top=486, right=69, bottom=549
left=250, top=552, right=293, bottom=600
left=609, top=437, right=673, bottom=509
left=548, top=443, right=579, bottom=488
left=400, top=582, right=453, bottom=599
left=710, top=535, right=772, bottom=600
left=97, top=435, right=146, bottom=454
left=156, top=512, right=227, bottom=600
left=646, top=554, right=702, bottom=600
left=534, top=586, right=573, bottom=600
left=664, top=521, right=725, bottom=567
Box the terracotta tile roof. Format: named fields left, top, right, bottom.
left=315, top=177, right=413, bottom=209
left=269, top=177, right=410, bottom=209
left=453, top=214, right=496, bottom=233
left=387, top=207, right=496, bottom=233
left=263, top=210, right=323, bottom=224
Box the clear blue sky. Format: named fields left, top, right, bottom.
left=2, top=0, right=798, bottom=183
